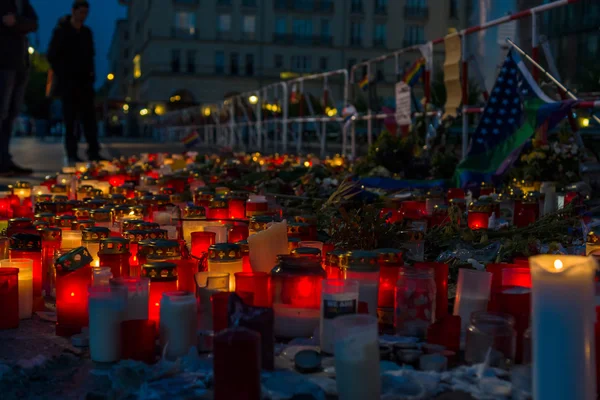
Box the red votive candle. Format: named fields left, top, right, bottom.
left=0, top=268, right=19, bottom=330
left=40, top=228, right=62, bottom=298
left=142, top=261, right=178, bottom=322
left=447, top=188, right=465, bottom=200
left=486, top=263, right=519, bottom=293
left=467, top=211, right=489, bottom=230
left=121, top=319, right=157, bottom=364
left=213, top=327, right=261, bottom=400
left=228, top=225, right=249, bottom=244
left=55, top=247, right=93, bottom=336
left=191, top=231, right=216, bottom=258
left=426, top=314, right=461, bottom=355
left=235, top=271, right=271, bottom=307
left=0, top=197, right=11, bottom=218
left=502, top=267, right=531, bottom=288
left=10, top=233, right=44, bottom=311
left=490, top=286, right=530, bottom=363
left=98, top=237, right=131, bottom=278
left=228, top=197, right=247, bottom=219
left=415, top=262, right=449, bottom=320
left=514, top=206, right=536, bottom=228
left=207, top=198, right=229, bottom=221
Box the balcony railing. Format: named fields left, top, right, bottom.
left=171, top=27, right=198, bottom=39
left=274, top=0, right=334, bottom=12
left=273, top=33, right=333, bottom=46
left=404, top=6, right=428, bottom=19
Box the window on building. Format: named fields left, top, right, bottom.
left=218, top=14, right=231, bottom=33
left=374, top=24, right=386, bottom=46
left=133, top=54, right=141, bottom=78
left=449, top=0, right=458, bottom=18
left=275, top=54, right=283, bottom=68
left=123, top=48, right=129, bottom=59
left=404, top=25, right=424, bottom=45
left=293, top=18, right=312, bottom=37
left=171, top=49, right=181, bottom=73
left=243, top=15, right=256, bottom=38
left=351, top=0, right=362, bottom=13
left=230, top=52, right=239, bottom=75
left=246, top=54, right=254, bottom=76
left=319, top=56, right=328, bottom=70
left=321, top=19, right=330, bottom=38
left=350, top=22, right=363, bottom=46
left=174, top=11, right=196, bottom=37
left=275, top=16, right=286, bottom=34
left=291, top=55, right=311, bottom=72
left=187, top=50, right=196, bottom=73
left=215, top=51, right=225, bottom=74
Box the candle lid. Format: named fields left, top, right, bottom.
left=273, top=255, right=326, bottom=277
left=73, top=208, right=91, bottom=219
left=588, top=231, right=600, bottom=244
left=51, top=186, right=68, bottom=195
left=325, top=249, right=345, bottom=266
left=109, top=193, right=127, bottom=204
left=294, top=349, right=322, bottom=374
left=152, top=194, right=171, bottom=205
left=169, top=193, right=183, bottom=204
left=227, top=191, right=249, bottom=201
left=235, top=240, right=249, bottom=255
left=287, top=222, right=310, bottom=236
left=72, top=219, right=95, bottom=230
left=121, top=219, right=146, bottom=231
left=8, top=217, right=33, bottom=228
left=468, top=201, right=493, bottom=213
left=13, top=181, right=31, bottom=189
left=35, top=194, right=54, bottom=203
left=99, top=237, right=130, bottom=255
left=41, top=227, right=62, bottom=241
left=90, top=209, right=112, bottom=222
left=208, top=243, right=242, bottom=261
left=374, top=248, right=403, bottom=264
left=341, top=250, right=379, bottom=272
left=136, top=221, right=161, bottom=230
left=209, top=197, right=228, bottom=209
left=34, top=201, right=57, bottom=213
left=146, top=239, right=181, bottom=259
left=33, top=221, right=50, bottom=230
left=141, top=261, right=178, bottom=282
left=85, top=198, right=108, bottom=209
left=34, top=213, right=56, bottom=224
left=183, top=205, right=206, bottom=219
left=294, top=215, right=317, bottom=225
left=249, top=215, right=278, bottom=232
left=77, top=184, right=94, bottom=193
left=66, top=199, right=83, bottom=209
left=111, top=205, right=133, bottom=218
left=82, top=227, right=110, bottom=242
left=55, top=246, right=94, bottom=273
left=52, top=194, right=68, bottom=202
left=10, top=233, right=42, bottom=251
left=147, top=228, right=168, bottom=240
left=56, top=215, right=77, bottom=228
left=128, top=205, right=145, bottom=215
left=123, top=229, right=152, bottom=243
left=291, top=247, right=321, bottom=257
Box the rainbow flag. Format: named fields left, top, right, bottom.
left=181, top=131, right=200, bottom=149
left=402, top=58, right=426, bottom=87
left=358, top=75, right=369, bottom=91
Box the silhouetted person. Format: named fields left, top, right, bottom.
left=0, top=0, right=37, bottom=176
left=47, top=0, right=102, bottom=163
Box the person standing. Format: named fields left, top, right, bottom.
left=0, top=0, right=38, bottom=175
left=47, top=0, right=102, bottom=163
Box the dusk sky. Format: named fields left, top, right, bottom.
left=30, top=0, right=127, bottom=88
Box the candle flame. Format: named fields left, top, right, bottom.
left=70, top=292, right=75, bottom=297
left=554, top=259, right=563, bottom=271
left=129, top=211, right=135, bottom=216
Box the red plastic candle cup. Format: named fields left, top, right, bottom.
left=467, top=211, right=489, bottom=230
left=426, top=314, right=461, bottom=355
left=173, top=257, right=199, bottom=294
left=207, top=203, right=229, bottom=220
left=228, top=225, right=249, bottom=244
left=502, top=267, right=531, bottom=288
left=190, top=231, right=216, bottom=258
left=141, top=261, right=178, bottom=322
left=98, top=237, right=131, bottom=278
left=415, top=262, right=449, bottom=320
left=235, top=272, right=271, bottom=307
left=0, top=268, right=19, bottom=330
left=0, top=197, right=11, bottom=218
left=213, top=327, right=261, bottom=400
left=514, top=207, right=536, bottom=228
left=10, top=233, right=43, bottom=311
left=12, top=205, right=33, bottom=219
left=447, top=188, right=465, bottom=201
left=121, top=319, right=157, bottom=364
left=41, top=228, right=62, bottom=296
left=491, top=286, right=531, bottom=364
left=228, top=198, right=246, bottom=219
left=485, top=263, right=519, bottom=293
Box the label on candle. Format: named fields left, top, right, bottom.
left=323, top=299, right=357, bottom=319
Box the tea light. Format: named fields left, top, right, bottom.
left=0, top=268, right=19, bottom=329
left=110, top=277, right=150, bottom=320
left=1, top=258, right=33, bottom=319
left=88, top=285, right=127, bottom=363
left=207, top=243, right=243, bottom=291
left=320, top=279, right=359, bottom=354
left=247, top=220, right=288, bottom=273
left=530, top=255, right=597, bottom=400
left=159, top=291, right=197, bottom=360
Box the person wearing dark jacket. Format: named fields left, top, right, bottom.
left=47, top=0, right=102, bottom=163
left=0, top=0, right=37, bottom=175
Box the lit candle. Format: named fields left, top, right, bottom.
left=141, top=261, right=178, bottom=322
left=0, top=267, right=19, bottom=329
left=88, top=285, right=127, bottom=363
left=247, top=220, right=288, bottom=273
left=190, top=231, right=216, bottom=258
left=96, top=182, right=111, bottom=196
left=159, top=291, right=197, bottom=360
left=234, top=271, right=271, bottom=307
left=98, top=237, right=131, bottom=278
left=204, top=224, right=228, bottom=244
left=9, top=233, right=43, bottom=311
left=0, top=259, right=32, bottom=319
left=530, top=255, right=597, bottom=399
left=207, top=243, right=243, bottom=291
left=82, top=227, right=110, bottom=267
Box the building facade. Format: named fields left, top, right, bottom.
left=107, top=19, right=130, bottom=100
left=111, top=0, right=468, bottom=109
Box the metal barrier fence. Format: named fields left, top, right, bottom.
left=144, top=0, right=580, bottom=159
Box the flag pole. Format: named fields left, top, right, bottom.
left=506, top=38, right=600, bottom=128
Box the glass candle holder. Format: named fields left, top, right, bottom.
left=110, top=276, right=150, bottom=320
left=235, top=271, right=271, bottom=307
left=61, top=230, right=82, bottom=250
left=159, top=291, right=197, bottom=360
left=271, top=255, right=326, bottom=338
left=207, top=199, right=229, bottom=221
left=374, top=248, right=403, bottom=330
left=141, top=261, right=178, bottom=322
left=9, top=233, right=43, bottom=311
left=121, top=319, right=156, bottom=364
left=54, top=247, right=93, bottom=336
left=207, top=243, right=243, bottom=291
left=0, top=267, right=19, bottom=329
left=395, top=267, right=436, bottom=339
left=196, top=271, right=229, bottom=330
left=1, top=258, right=33, bottom=319
left=213, top=328, right=261, bottom=400
left=467, top=211, right=489, bottom=230
left=92, top=266, right=113, bottom=286
left=82, top=227, right=111, bottom=267
left=228, top=225, right=249, bottom=244
left=245, top=195, right=268, bottom=217
left=236, top=240, right=251, bottom=272
left=465, top=311, right=516, bottom=368
left=414, top=262, right=449, bottom=321
left=426, top=314, right=461, bottom=355
left=88, top=285, right=127, bottom=363
left=453, top=268, right=492, bottom=333
left=320, top=279, right=359, bottom=354
left=98, top=237, right=131, bottom=278
left=341, top=251, right=380, bottom=317
left=191, top=231, right=216, bottom=258
left=325, top=249, right=344, bottom=280
left=227, top=197, right=247, bottom=219
left=333, top=314, right=381, bottom=400
left=204, top=224, right=228, bottom=244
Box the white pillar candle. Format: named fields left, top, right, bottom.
left=62, top=231, right=82, bottom=250
left=453, top=269, right=492, bottom=333
left=92, top=267, right=112, bottom=286
left=110, top=277, right=150, bottom=320
left=530, top=255, right=597, bottom=400
left=334, top=314, right=381, bottom=400
left=320, top=279, right=359, bottom=354
left=159, top=291, right=198, bottom=360
left=1, top=258, right=33, bottom=319
left=88, top=286, right=126, bottom=363
left=248, top=220, right=289, bottom=273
